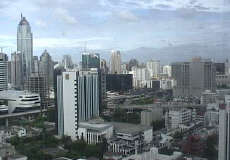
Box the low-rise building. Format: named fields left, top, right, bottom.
left=165, top=108, right=192, bottom=131
left=0, top=90, right=40, bottom=113
left=141, top=108, right=163, bottom=126
left=200, top=90, right=217, bottom=105
left=107, top=122, right=152, bottom=156
left=77, top=121, right=113, bottom=144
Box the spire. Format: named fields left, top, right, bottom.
left=21, top=13, right=23, bottom=20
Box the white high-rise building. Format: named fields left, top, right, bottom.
left=218, top=95, right=230, bottom=160
left=146, top=60, right=160, bottom=78
left=110, top=50, right=121, bottom=74
left=17, top=14, right=33, bottom=81
left=0, top=53, right=8, bottom=91
left=132, top=67, right=150, bottom=88
left=163, top=65, right=172, bottom=77
left=11, top=52, right=23, bottom=89
left=59, top=69, right=99, bottom=140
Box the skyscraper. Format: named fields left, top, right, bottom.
left=81, top=53, right=106, bottom=113
left=110, top=50, right=121, bottom=74
left=62, top=55, right=73, bottom=69
left=82, top=53, right=100, bottom=69
left=39, top=50, right=54, bottom=87
left=11, top=52, right=23, bottom=89
left=146, top=60, right=160, bottom=78
left=33, top=56, right=39, bottom=73
left=218, top=95, right=230, bottom=160
left=172, top=58, right=216, bottom=97
left=0, top=53, right=8, bottom=91
left=17, top=14, right=33, bottom=81
left=58, top=69, right=99, bottom=140
left=25, top=73, right=49, bottom=108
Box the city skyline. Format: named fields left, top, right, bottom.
left=0, top=0, right=230, bottom=62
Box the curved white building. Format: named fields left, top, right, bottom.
left=0, top=90, right=40, bottom=113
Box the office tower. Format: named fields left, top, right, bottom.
left=128, top=59, right=139, bottom=71
left=146, top=60, right=160, bottom=78
left=33, top=56, right=39, bottom=73
left=171, top=62, right=190, bottom=96
left=54, top=64, right=66, bottom=135
left=39, top=50, right=54, bottom=87
left=11, top=52, right=23, bottom=90
left=215, top=63, right=225, bottom=75
left=59, top=69, right=99, bottom=140
left=62, top=55, right=73, bottom=69
left=172, top=58, right=216, bottom=97
left=25, top=73, right=49, bottom=108
left=218, top=95, right=230, bottom=160
left=7, top=61, right=11, bottom=84
left=132, top=66, right=150, bottom=88
left=106, top=74, right=133, bottom=92
left=81, top=53, right=106, bottom=114
left=100, top=59, right=108, bottom=73
left=17, top=14, right=33, bottom=81
left=0, top=53, right=8, bottom=91
left=82, top=53, right=100, bottom=69
left=110, top=50, right=121, bottom=74
left=163, top=65, right=172, bottom=77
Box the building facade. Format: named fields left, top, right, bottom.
left=25, top=73, right=49, bottom=108
left=106, top=74, right=133, bottom=92
left=218, top=96, right=230, bottom=160
left=60, top=69, right=100, bottom=140
left=172, top=58, right=216, bottom=97
left=0, top=53, right=8, bottom=91
left=146, top=60, right=160, bottom=78
left=110, top=50, right=121, bottom=74
left=39, top=50, right=54, bottom=87
left=17, top=14, right=33, bottom=81
left=11, top=52, right=23, bottom=90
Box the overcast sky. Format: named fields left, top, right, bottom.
left=0, top=0, right=230, bottom=58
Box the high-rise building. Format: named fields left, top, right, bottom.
left=163, top=65, right=172, bottom=77
left=33, top=56, right=39, bottom=73
left=81, top=53, right=106, bottom=114
left=110, top=50, right=121, bottom=74
left=218, top=95, right=230, bottom=160
left=146, top=60, right=160, bottom=78
left=7, top=61, right=11, bottom=84
left=11, top=52, right=23, bottom=89
left=39, top=50, right=54, bottom=87
left=172, top=58, right=216, bottom=97
left=0, top=53, right=8, bottom=91
left=132, top=66, right=150, bottom=88
left=25, top=73, right=49, bottom=108
left=54, top=64, right=66, bottom=135
left=82, top=53, right=100, bottom=69
left=58, top=69, right=99, bottom=140
left=100, top=59, right=108, bottom=73
left=17, top=14, right=33, bottom=81
left=62, top=55, right=73, bottom=69
left=106, top=74, right=133, bottom=92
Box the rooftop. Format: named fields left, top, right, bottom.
left=79, top=121, right=113, bottom=131
left=0, top=90, right=38, bottom=100
left=108, top=122, right=151, bottom=135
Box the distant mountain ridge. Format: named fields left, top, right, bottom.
left=34, top=43, right=230, bottom=64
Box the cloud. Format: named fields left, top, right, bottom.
left=54, top=8, right=78, bottom=25
left=102, top=0, right=229, bottom=12
left=35, top=20, right=47, bottom=27
left=34, top=37, right=112, bottom=49
left=118, top=10, right=139, bottom=22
